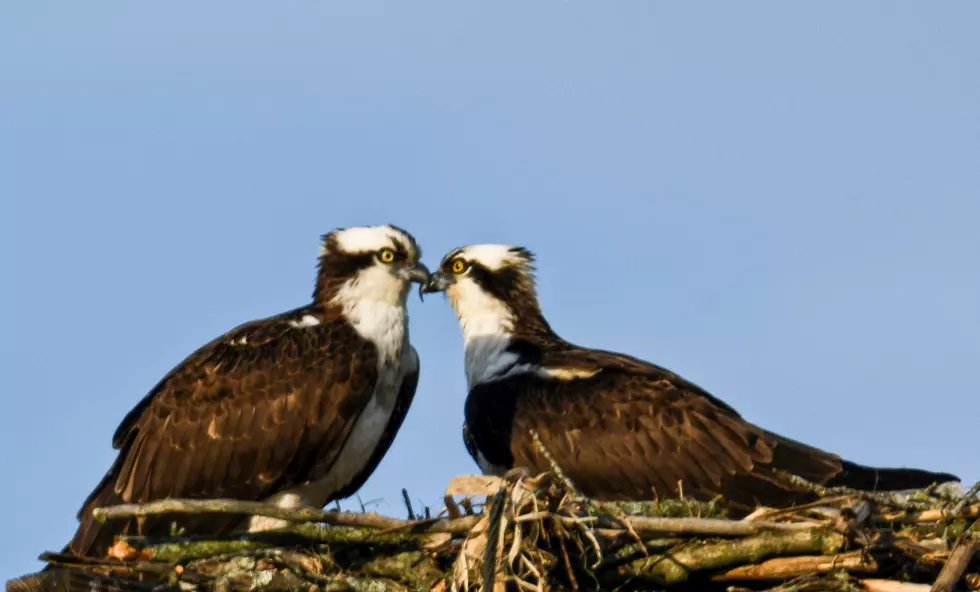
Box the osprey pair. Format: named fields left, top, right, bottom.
left=63, top=225, right=957, bottom=560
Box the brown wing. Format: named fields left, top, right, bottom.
left=70, top=307, right=379, bottom=557
left=466, top=348, right=846, bottom=512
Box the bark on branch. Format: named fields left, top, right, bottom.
left=930, top=540, right=978, bottom=592
left=710, top=550, right=878, bottom=581
left=93, top=498, right=481, bottom=535
left=94, top=498, right=814, bottom=540
left=616, top=528, right=847, bottom=584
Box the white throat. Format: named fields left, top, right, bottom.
left=448, top=279, right=530, bottom=388
left=333, top=267, right=409, bottom=362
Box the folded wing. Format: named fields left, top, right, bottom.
left=71, top=311, right=379, bottom=556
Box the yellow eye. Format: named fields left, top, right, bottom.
left=378, top=248, right=396, bottom=263
left=451, top=259, right=467, bottom=274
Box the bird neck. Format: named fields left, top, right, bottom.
left=450, top=283, right=562, bottom=388
left=461, top=322, right=564, bottom=390
left=345, top=299, right=410, bottom=363
left=463, top=332, right=523, bottom=389
left=326, top=270, right=410, bottom=363
left=453, top=292, right=555, bottom=345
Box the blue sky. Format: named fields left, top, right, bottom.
left=1, top=1, right=978, bottom=579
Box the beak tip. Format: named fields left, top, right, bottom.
left=416, top=270, right=451, bottom=300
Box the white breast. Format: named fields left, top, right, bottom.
left=248, top=301, right=413, bottom=532
left=314, top=300, right=412, bottom=491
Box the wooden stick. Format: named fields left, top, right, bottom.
left=862, top=580, right=934, bottom=592
left=402, top=488, right=417, bottom=520
left=94, top=498, right=814, bottom=542
left=711, top=550, right=877, bottom=581
left=94, top=498, right=481, bottom=535
left=444, top=495, right=462, bottom=520
left=950, top=482, right=980, bottom=521
left=529, top=429, right=581, bottom=497
left=623, top=515, right=817, bottom=537
left=619, top=528, right=847, bottom=584
left=94, top=498, right=395, bottom=527
left=878, top=505, right=980, bottom=524
left=745, top=495, right=858, bottom=521
left=931, top=540, right=978, bottom=592
left=481, top=488, right=507, bottom=592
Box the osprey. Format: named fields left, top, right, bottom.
left=68, top=224, right=430, bottom=558
left=421, top=244, right=959, bottom=511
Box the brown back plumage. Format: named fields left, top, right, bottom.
left=454, top=246, right=958, bottom=513
left=70, top=305, right=381, bottom=556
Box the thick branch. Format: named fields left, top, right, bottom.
left=94, top=498, right=481, bottom=535
left=862, top=580, right=934, bottom=592
left=617, top=528, right=847, bottom=584
left=950, top=482, right=980, bottom=519
left=622, top=516, right=816, bottom=537
left=21, top=468, right=976, bottom=592
left=96, top=498, right=808, bottom=543
left=711, top=550, right=878, bottom=581
left=930, top=540, right=978, bottom=592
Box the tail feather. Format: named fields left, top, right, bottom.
left=68, top=474, right=126, bottom=559
left=766, top=430, right=959, bottom=493
left=828, top=460, right=959, bottom=491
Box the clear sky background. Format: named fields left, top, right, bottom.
left=1, top=1, right=978, bottom=579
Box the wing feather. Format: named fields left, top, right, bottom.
left=69, top=309, right=379, bottom=557
left=465, top=347, right=849, bottom=512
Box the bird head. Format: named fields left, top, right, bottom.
left=315, top=224, right=429, bottom=308
left=421, top=244, right=551, bottom=343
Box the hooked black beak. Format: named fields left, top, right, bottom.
left=418, top=271, right=454, bottom=302
left=402, top=261, right=431, bottom=287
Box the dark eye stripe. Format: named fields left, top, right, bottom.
left=440, top=248, right=464, bottom=268
left=392, top=244, right=412, bottom=260
left=468, top=263, right=523, bottom=302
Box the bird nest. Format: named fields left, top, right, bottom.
left=7, top=472, right=979, bottom=592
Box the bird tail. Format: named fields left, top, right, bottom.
left=827, top=460, right=959, bottom=491
left=68, top=471, right=127, bottom=559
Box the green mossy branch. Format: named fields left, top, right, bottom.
left=7, top=475, right=978, bottom=592
left=615, top=528, right=847, bottom=585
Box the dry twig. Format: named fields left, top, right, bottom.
left=930, top=539, right=978, bottom=592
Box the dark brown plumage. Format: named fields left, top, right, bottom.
left=424, top=245, right=959, bottom=513
left=64, top=225, right=428, bottom=559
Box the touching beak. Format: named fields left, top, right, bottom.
left=418, top=271, right=454, bottom=302
left=403, top=261, right=431, bottom=287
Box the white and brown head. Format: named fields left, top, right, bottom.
left=421, top=244, right=557, bottom=385
left=315, top=224, right=429, bottom=313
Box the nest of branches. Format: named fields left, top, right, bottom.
left=7, top=473, right=979, bottom=592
